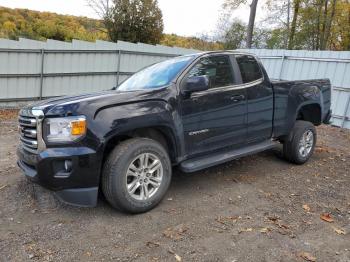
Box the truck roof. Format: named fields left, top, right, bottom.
left=188, top=50, right=258, bottom=59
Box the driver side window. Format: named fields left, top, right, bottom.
left=186, top=55, right=234, bottom=89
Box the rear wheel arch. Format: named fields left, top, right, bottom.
left=296, top=103, right=322, bottom=126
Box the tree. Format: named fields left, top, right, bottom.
left=224, top=0, right=259, bottom=48
left=265, top=28, right=289, bottom=49
left=320, top=0, right=337, bottom=49
left=288, top=0, right=301, bottom=49
left=2, top=21, right=16, bottom=38
left=213, top=9, right=272, bottom=50
left=87, top=0, right=164, bottom=44
left=247, top=0, right=259, bottom=48
left=265, top=0, right=291, bottom=48
left=160, top=34, right=223, bottom=50
left=292, top=0, right=342, bottom=50
left=330, top=0, right=350, bottom=50
left=223, top=20, right=246, bottom=49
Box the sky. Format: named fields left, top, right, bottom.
left=0, top=0, right=266, bottom=37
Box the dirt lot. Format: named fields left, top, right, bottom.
left=0, top=113, right=349, bottom=262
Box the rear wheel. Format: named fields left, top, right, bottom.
left=102, top=138, right=172, bottom=213
left=283, top=120, right=317, bottom=164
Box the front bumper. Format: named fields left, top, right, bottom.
left=17, top=144, right=100, bottom=207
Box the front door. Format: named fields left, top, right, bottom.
left=180, top=54, right=247, bottom=157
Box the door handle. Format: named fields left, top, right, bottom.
left=230, top=94, right=245, bottom=102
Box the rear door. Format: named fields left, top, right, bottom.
left=235, top=54, right=273, bottom=143
left=180, top=54, right=247, bottom=157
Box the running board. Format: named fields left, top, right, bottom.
left=180, top=140, right=278, bottom=173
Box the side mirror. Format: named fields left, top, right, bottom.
left=182, top=75, right=210, bottom=94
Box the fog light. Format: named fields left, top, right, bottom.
left=64, top=160, right=73, bottom=172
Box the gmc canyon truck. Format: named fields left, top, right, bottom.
left=17, top=51, right=331, bottom=213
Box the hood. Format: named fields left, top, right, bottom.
left=30, top=91, right=112, bottom=111
left=26, top=87, right=171, bottom=117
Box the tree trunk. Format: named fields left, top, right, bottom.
left=322, top=0, right=337, bottom=50
left=246, top=0, right=258, bottom=48
left=316, top=0, right=322, bottom=50
left=320, top=0, right=329, bottom=50
left=348, top=5, right=350, bottom=50
left=288, top=0, right=301, bottom=50
left=286, top=0, right=291, bottom=49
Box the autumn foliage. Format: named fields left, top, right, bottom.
left=0, top=6, right=222, bottom=50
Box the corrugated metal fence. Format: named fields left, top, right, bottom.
left=0, top=40, right=349, bottom=129
left=239, top=49, right=350, bottom=129
left=0, top=38, right=199, bottom=107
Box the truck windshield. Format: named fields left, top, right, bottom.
left=117, top=55, right=195, bottom=91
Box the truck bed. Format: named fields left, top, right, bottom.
left=271, top=79, right=331, bottom=137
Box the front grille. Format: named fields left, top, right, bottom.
left=18, top=114, right=39, bottom=152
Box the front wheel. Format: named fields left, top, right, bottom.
left=283, top=120, right=317, bottom=164
left=102, top=138, right=172, bottom=213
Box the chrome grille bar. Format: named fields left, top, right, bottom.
left=18, top=116, right=37, bottom=127
left=20, top=136, right=38, bottom=149
left=18, top=109, right=44, bottom=153
left=20, top=128, right=37, bottom=138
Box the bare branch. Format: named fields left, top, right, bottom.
left=223, top=0, right=248, bottom=9
left=86, top=0, right=111, bottom=18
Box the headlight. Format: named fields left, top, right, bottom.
left=45, top=116, right=86, bottom=143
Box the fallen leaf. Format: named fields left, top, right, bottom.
left=320, top=213, right=334, bottom=223
left=215, top=216, right=239, bottom=225
left=267, top=215, right=279, bottom=222
left=146, top=241, right=160, bottom=248
left=278, top=223, right=289, bottom=229
left=303, top=204, right=311, bottom=212
left=300, top=252, right=316, bottom=261
left=174, top=254, right=182, bottom=262
left=163, top=224, right=188, bottom=240
left=333, top=227, right=346, bottom=235
left=239, top=228, right=253, bottom=233
left=260, top=227, right=270, bottom=233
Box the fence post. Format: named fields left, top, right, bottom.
left=278, top=55, right=285, bottom=80
left=341, top=94, right=350, bottom=128
left=39, top=49, right=45, bottom=100
left=116, top=50, right=121, bottom=87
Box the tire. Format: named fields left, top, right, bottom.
left=283, top=120, right=317, bottom=165
left=102, top=138, right=172, bottom=213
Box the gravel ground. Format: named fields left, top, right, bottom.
left=0, top=114, right=349, bottom=262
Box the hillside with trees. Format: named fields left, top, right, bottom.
left=0, top=7, right=108, bottom=41
left=0, top=6, right=222, bottom=50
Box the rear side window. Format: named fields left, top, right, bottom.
left=235, top=55, right=263, bottom=83
left=186, top=55, right=234, bottom=88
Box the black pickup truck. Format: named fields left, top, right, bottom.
left=17, top=51, right=331, bottom=213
